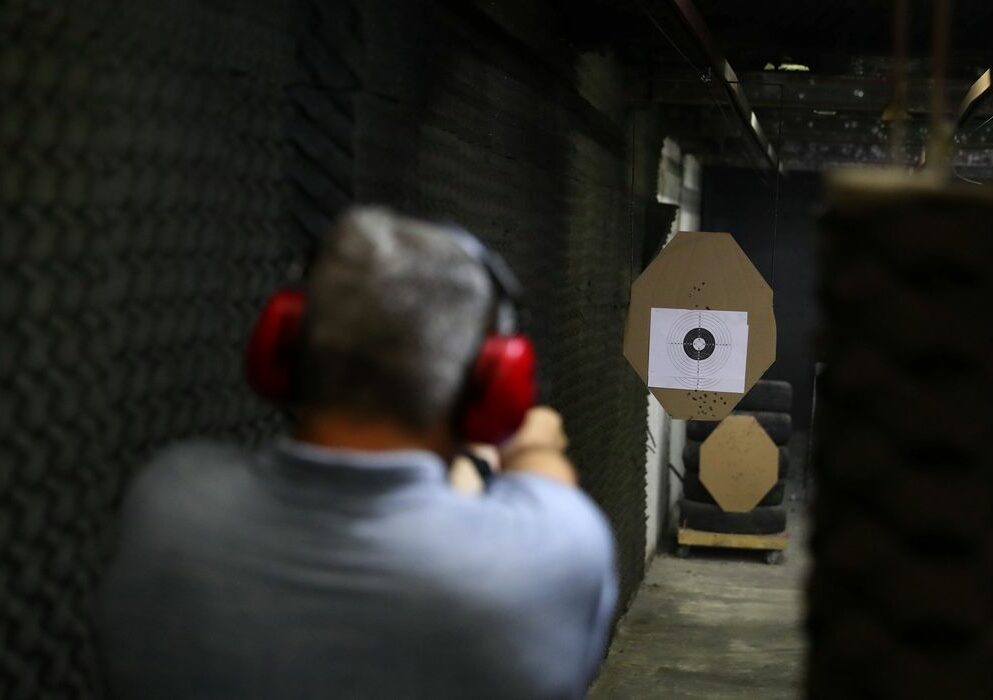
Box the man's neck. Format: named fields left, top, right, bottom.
left=294, top=410, right=452, bottom=456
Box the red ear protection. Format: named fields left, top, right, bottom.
left=245, top=288, right=306, bottom=403
left=461, top=334, right=537, bottom=444
left=245, top=228, right=538, bottom=443
left=246, top=292, right=537, bottom=442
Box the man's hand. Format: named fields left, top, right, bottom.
left=449, top=444, right=501, bottom=495
left=499, top=407, right=577, bottom=486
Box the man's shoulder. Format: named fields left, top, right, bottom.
left=485, top=474, right=614, bottom=544
left=121, top=439, right=258, bottom=523
left=136, top=438, right=251, bottom=483
left=427, top=474, right=615, bottom=593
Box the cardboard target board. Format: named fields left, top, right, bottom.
left=623, top=232, right=776, bottom=420
left=700, top=415, right=778, bottom=513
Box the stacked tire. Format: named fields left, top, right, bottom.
left=678, top=379, right=793, bottom=536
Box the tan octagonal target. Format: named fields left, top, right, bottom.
left=700, top=415, right=778, bottom=513
left=623, top=232, right=776, bottom=420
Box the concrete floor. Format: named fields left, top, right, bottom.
left=590, top=509, right=808, bottom=699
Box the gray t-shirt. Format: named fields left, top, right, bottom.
left=98, top=439, right=617, bottom=699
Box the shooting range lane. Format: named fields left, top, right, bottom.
left=591, top=505, right=808, bottom=700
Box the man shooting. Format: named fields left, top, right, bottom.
left=99, top=207, right=617, bottom=699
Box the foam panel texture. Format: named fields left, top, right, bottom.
left=0, top=0, right=356, bottom=695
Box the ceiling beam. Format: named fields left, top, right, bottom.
left=653, top=71, right=987, bottom=117
left=649, top=0, right=779, bottom=171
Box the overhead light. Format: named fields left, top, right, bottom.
left=813, top=109, right=837, bottom=116
left=764, top=62, right=810, bottom=72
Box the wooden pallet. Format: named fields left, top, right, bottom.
left=676, top=527, right=788, bottom=564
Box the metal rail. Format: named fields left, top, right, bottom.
left=667, top=0, right=779, bottom=171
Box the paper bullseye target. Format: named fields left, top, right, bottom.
left=648, top=308, right=749, bottom=393
left=622, top=231, right=776, bottom=419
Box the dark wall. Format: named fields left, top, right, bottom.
left=701, top=166, right=822, bottom=429
left=0, top=1, right=352, bottom=695
left=1, top=1, right=657, bottom=695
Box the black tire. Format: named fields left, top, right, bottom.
left=683, top=440, right=790, bottom=479
left=679, top=500, right=787, bottom=535
left=737, top=379, right=793, bottom=413
left=686, top=410, right=792, bottom=446
left=682, top=470, right=786, bottom=507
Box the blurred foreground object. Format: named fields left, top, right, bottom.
left=809, top=169, right=993, bottom=699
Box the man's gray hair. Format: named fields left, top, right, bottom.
left=299, top=207, right=495, bottom=427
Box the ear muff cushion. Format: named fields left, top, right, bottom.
left=245, top=289, right=306, bottom=403
left=461, top=334, right=537, bottom=444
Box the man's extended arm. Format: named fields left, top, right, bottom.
left=499, top=407, right=577, bottom=486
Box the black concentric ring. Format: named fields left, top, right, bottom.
left=682, top=327, right=716, bottom=361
